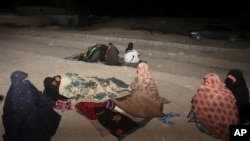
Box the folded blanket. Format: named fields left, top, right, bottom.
left=59, top=73, right=131, bottom=106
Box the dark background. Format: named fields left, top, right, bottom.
left=1, top=0, right=250, bottom=18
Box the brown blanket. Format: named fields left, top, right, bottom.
left=112, top=90, right=165, bottom=118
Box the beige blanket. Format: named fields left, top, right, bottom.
left=59, top=73, right=131, bottom=106
left=112, top=90, right=165, bottom=118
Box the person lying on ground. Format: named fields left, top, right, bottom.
left=78, top=44, right=102, bottom=63
left=43, top=75, right=74, bottom=112
left=78, top=43, right=121, bottom=66
left=43, top=75, right=69, bottom=102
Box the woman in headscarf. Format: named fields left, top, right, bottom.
left=187, top=73, right=239, bottom=140
left=112, top=62, right=170, bottom=118
left=43, top=75, right=74, bottom=112
left=224, top=69, right=250, bottom=124
left=2, top=70, right=61, bottom=141
left=43, top=75, right=69, bottom=102
left=105, top=43, right=121, bottom=66
left=130, top=62, right=170, bottom=105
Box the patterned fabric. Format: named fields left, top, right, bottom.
left=75, top=102, right=100, bottom=120
left=54, top=99, right=75, bottom=112
left=78, top=44, right=100, bottom=62
left=94, top=106, right=139, bottom=138
left=2, top=70, right=61, bottom=141
left=130, top=62, right=170, bottom=105
left=188, top=73, right=239, bottom=140
left=59, top=73, right=131, bottom=106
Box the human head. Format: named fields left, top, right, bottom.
left=137, top=62, right=148, bottom=75
left=225, top=69, right=245, bottom=89
left=227, top=69, right=243, bottom=81
left=10, top=70, right=28, bottom=85
left=43, top=75, right=61, bottom=88
left=128, top=42, right=133, bottom=49
left=203, top=73, right=222, bottom=87
left=44, top=77, right=54, bottom=89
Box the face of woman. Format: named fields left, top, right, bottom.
left=52, top=76, right=61, bottom=86
left=227, top=74, right=236, bottom=83
left=203, top=78, right=209, bottom=85
left=137, top=64, right=144, bottom=74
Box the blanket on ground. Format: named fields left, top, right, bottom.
left=59, top=73, right=131, bottom=106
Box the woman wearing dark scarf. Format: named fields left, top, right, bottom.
left=2, top=70, right=61, bottom=141
left=43, top=75, right=73, bottom=112
left=43, top=75, right=69, bottom=102
left=225, top=69, right=250, bottom=124
left=105, top=43, right=121, bottom=66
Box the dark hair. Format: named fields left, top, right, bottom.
left=128, top=42, right=133, bottom=48
left=125, top=42, right=133, bottom=52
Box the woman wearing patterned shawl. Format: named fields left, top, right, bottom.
left=2, top=70, right=61, bottom=141
left=187, top=73, right=239, bottom=140
left=112, top=62, right=170, bottom=118
left=225, top=69, right=250, bottom=124
left=130, top=62, right=170, bottom=105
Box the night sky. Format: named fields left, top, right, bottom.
left=1, top=0, right=250, bottom=18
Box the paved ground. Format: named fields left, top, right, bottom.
left=0, top=25, right=249, bottom=141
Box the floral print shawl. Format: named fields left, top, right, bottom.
left=189, top=73, right=239, bottom=140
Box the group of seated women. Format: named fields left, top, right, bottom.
left=2, top=62, right=249, bottom=140
left=187, top=69, right=250, bottom=141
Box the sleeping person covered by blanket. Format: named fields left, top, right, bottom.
left=65, top=43, right=122, bottom=66
left=48, top=69, right=170, bottom=139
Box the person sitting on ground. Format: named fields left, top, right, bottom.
left=125, top=42, right=134, bottom=53
left=187, top=73, right=239, bottom=140
left=224, top=69, right=250, bottom=124
left=123, top=42, right=141, bottom=64
left=105, top=43, right=121, bottom=66
left=2, top=70, right=61, bottom=141
left=112, top=62, right=170, bottom=118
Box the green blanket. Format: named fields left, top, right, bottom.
left=59, top=73, right=131, bottom=105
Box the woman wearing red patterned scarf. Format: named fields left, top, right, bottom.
left=188, top=73, right=239, bottom=140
